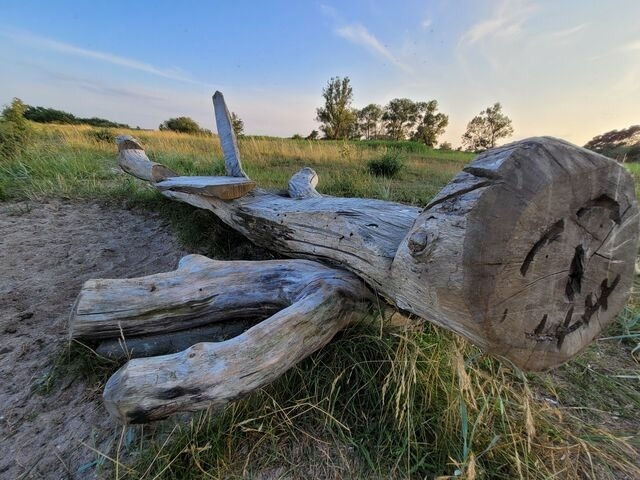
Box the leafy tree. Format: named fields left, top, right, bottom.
left=357, top=104, right=383, bottom=140
left=316, top=77, right=357, bottom=140
left=439, top=141, right=452, bottom=150
left=159, top=116, right=202, bottom=134
left=305, top=130, right=319, bottom=140
left=2, top=98, right=29, bottom=129
left=383, top=98, right=419, bottom=140
left=584, top=125, right=640, bottom=162
left=291, top=134, right=303, bottom=140
left=231, top=112, right=244, bottom=137
left=413, top=100, right=449, bottom=146
left=461, top=102, right=514, bottom=152
left=24, top=105, right=75, bottom=124
left=23, top=105, right=128, bottom=128
left=0, top=98, right=31, bottom=160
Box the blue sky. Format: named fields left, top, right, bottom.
left=1, top=0, right=639, bottom=146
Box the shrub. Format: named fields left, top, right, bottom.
left=367, top=151, right=405, bottom=178
left=159, top=116, right=202, bottom=134
left=0, top=98, right=31, bottom=161
left=86, top=128, right=115, bottom=144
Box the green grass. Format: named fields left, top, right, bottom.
left=3, top=123, right=639, bottom=479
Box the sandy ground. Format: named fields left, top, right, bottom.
left=0, top=200, right=187, bottom=479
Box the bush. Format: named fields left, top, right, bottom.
left=0, top=98, right=31, bottom=161
left=367, top=151, right=405, bottom=178
left=159, top=116, right=202, bottom=134
left=86, top=128, right=115, bottom=144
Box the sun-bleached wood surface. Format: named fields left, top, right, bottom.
left=70, top=91, right=639, bottom=422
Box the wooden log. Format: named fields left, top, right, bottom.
left=155, top=176, right=256, bottom=200
left=116, top=135, right=177, bottom=182
left=92, top=256, right=372, bottom=422
left=143, top=135, right=639, bottom=371
left=71, top=254, right=351, bottom=339
left=73, top=93, right=639, bottom=423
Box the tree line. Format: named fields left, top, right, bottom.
left=22, top=105, right=130, bottom=129
left=314, top=76, right=514, bottom=152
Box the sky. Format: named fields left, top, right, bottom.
left=1, top=0, right=639, bottom=147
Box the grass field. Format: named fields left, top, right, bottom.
left=1, top=123, right=639, bottom=479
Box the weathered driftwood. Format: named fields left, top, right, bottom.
left=116, top=136, right=177, bottom=182
left=117, top=134, right=255, bottom=200
left=70, top=91, right=639, bottom=423
left=118, top=137, right=638, bottom=370
left=82, top=255, right=372, bottom=422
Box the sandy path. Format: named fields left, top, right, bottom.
left=0, top=200, right=186, bottom=479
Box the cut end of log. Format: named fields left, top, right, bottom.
left=392, top=137, right=639, bottom=370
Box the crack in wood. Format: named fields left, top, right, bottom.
left=565, top=245, right=585, bottom=301
left=520, top=219, right=565, bottom=276
left=424, top=180, right=491, bottom=211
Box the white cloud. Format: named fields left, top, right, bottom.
left=549, top=23, right=588, bottom=38
left=421, top=18, right=432, bottom=29
left=0, top=28, right=212, bottom=87
left=335, top=23, right=412, bottom=73
left=459, top=0, right=537, bottom=46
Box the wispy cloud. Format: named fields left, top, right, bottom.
left=621, top=40, right=640, bottom=52
left=549, top=23, right=589, bottom=38
left=589, top=38, right=640, bottom=60
left=335, top=23, right=412, bottom=73
left=421, top=18, right=432, bottom=29
left=0, top=28, right=211, bottom=87
left=459, top=0, right=537, bottom=46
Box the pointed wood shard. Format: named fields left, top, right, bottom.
left=213, top=91, right=247, bottom=178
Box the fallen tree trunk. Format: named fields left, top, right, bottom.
left=69, top=91, right=639, bottom=422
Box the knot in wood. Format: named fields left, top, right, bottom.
left=407, top=229, right=430, bottom=255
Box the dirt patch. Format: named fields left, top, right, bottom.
left=0, top=200, right=187, bottom=479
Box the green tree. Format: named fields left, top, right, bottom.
left=383, top=98, right=419, bottom=140
left=159, top=116, right=202, bottom=134
left=0, top=97, right=31, bottom=160
left=231, top=112, right=244, bottom=137
left=357, top=104, right=383, bottom=140
left=2, top=98, right=29, bottom=126
left=24, top=105, right=76, bottom=124
left=461, top=102, right=514, bottom=152
left=315, top=77, right=357, bottom=140
left=305, top=130, right=319, bottom=140
left=413, top=100, right=449, bottom=146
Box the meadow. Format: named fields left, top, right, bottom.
left=1, top=123, right=639, bottom=479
